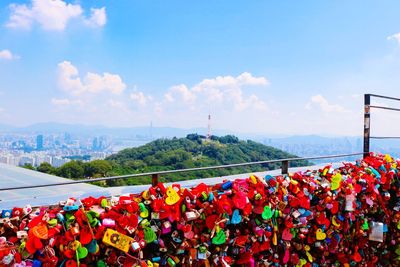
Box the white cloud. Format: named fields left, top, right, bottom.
left=85, top=72, right=126, bottom=94
left=387, top=33, right=400, bottom=45
left=235, top=94, right=267, bottom=111
left=306, top=94, right=347, bottom=113
left=49, top=71, right=271, bottom=133
left=165, top=84, right=196, bottom=103
left=6, top=3, right=33, bottom=29
left=130, top=91, right=152, bottom=106
left=51, top=98, right=82, bottom=106
left=164, top=93, right=174, bottom=103
left=58, top=61, right=126, bottom=95
left=84, top=7, right=107, bottom=27
left=164, top=72, right=269, bottom=111
left=0, top=49, right=18, bottom=60
left=6, top=0, right=106, bottom=31
left=193, top=72, right=268, bottom=91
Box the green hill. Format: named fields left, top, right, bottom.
left=32, top=134, right=310, bottom=186
left=104, top=134, right=310, bottom=186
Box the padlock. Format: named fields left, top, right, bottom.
left=102, top=228, right=134, bottom=253
left=125, top=225, right=136, bottom=234
left=185, top=211, right=198, bottom=221
left=2, top=253, right=14, bottom=265
left=63, top=205, right=79, bottom=212
left=1, top=209, right=12, bottom=218
left=70, top=224, right=80, bottom=236
left=102, top=218, right=115, bottom=227
left=17, top=231, right=28, bottom=239
left=131, top=242, right=141, bottom=251
left=161, top=221, right=172, bottom=234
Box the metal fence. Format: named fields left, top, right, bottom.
left=4, top=93, right=396, bottom=192
left=363, top=94, right=400, bottom=157
left=0, top=152, right=365, bottom=191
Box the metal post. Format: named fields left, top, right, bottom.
left=152, top=173, right=160, bottom=186
left=281, top=160, right=289, bottom=175
left=363, top=94, right=371, bottom=158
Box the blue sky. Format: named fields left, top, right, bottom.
left=1, top=1, right=400, bottom=136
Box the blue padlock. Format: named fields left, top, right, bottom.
left=221, top=181, right=232, bottom=190
left=63, top=205, right=79, bottom=212
left=1, top=209, right=12, bottom=218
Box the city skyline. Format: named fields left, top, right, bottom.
left=2, top=125, right=400, bottom=168
left=1, top=1, right=400, bottom=136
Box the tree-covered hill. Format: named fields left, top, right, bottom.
left=32, top=134, right=310, bottom=186
left=105, top=134, right=310, bottom=185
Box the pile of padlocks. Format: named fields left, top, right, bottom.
left=0, top=153, right=399, bottom=266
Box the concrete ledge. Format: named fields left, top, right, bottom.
left=0, top=162, right=344, bottom=209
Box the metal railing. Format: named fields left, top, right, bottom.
left=0, top=152, right=365, bottom=191
left=4, top=94, right=390, bottom=193
left=363, top=94, right=400, bottom=157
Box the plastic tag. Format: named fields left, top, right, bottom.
left=345, top=194, right=355, bottom=211
left=102, top=228, right=134, bottom=253
left=369, top=222, right=384, bottom=242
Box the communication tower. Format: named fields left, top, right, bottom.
left=207, top=114, right=211, bottom=139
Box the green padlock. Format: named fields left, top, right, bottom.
left=212, top=230, right=226, bottom=245
left=362, top=219, right=369, bottom=230
left=100, top=198, right=108, bottom=208
left=144, top=227, right=157, bottom=243
left=261, top=206, right=273, bottom=220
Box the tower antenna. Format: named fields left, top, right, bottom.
left=207, top=114, right=211, bottom=139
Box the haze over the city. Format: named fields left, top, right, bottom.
left=1, top=1, right=400, bottom=137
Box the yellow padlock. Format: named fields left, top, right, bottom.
left=102, top=228, right=134, bottom=253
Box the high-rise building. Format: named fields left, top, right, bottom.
left=36, top=135, right=44, bottom=151
left=64, top=132, right=72, bottom=144
left=98, top=136, right=108, bottom=150
left=92, top=137, right=99, bottom=151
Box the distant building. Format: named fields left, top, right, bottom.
left=92, top=137, right=99, bottom=151
left=0, top=155, right=10, bottom=164
left=19, top=156, right=34, bottom=166
left=36, top=135, right=44, bottom=151
left=9, top=156, right=19, bottom=166
left=33, top=154, right=52, bottom=167
left=12, top=140, right=26, bottom=150
left=99, top=136, right=107, bottom=150
left=64, top=132, right=72, bottom=144
left=52, top=157, right=70, bottom=167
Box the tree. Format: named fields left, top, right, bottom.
left=123, top=160, right=146, bottom=170
left=99, top=135, right=311, bottom=186
left=37, top=162, right=55, bottom=174
left=218, top=135, right=239, bottom=144
left=22, top=163, right=35, bottom=170
left=56, top=161, right=84, bottom=179
left=186, top=133, right=201, bottom=142
left=84, top=160, right=112, bottom=178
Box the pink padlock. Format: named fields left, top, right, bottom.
left=162, top=221, right=172, bottom=234
left=23, top=205, right=32, bottom=215
left=102, top=218, right=116, bottom=227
